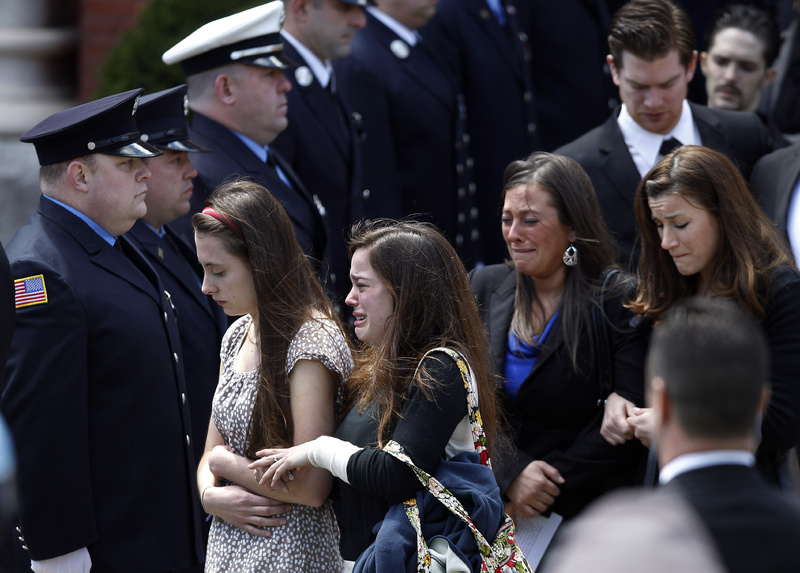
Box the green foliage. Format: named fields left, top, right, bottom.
left=94, top=0, right=266, bottom=98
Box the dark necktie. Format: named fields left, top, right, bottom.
left=659, top=136, right=682, bottom=157
left=265, top=149, right=293, bottom=188
left=163, top=233, right=202, bottom=288
left=326, top=78, right=351, bottom=141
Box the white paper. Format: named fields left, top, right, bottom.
left=513, top=512, right=563, bottom=571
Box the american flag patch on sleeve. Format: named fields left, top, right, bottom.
left=15, top=275, right=48, bottom=308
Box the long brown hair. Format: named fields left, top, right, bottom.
left=502, top=152, right=620, bottom=372
left=192, top=179, right=347, bottom=458
left=346, top=220, right=501, bottom=455
left=630, top=145, right=793, bottom=320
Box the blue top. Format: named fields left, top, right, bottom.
left=504, top=310, right=559, bottom=399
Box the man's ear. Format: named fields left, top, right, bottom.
left=607, top=54, right=621, bottom=87
left=67, top=160, right=91, bottom=193
left=758, top=386, right=771, bottom=416
left=291, top=0, right=312, bottom=19
left=763, top=67, right=778, bottom=88
left=650, top=376, right=670, bottom=425
left=685, top=50, right=698, bottom=82
left=215, top=73, right=236, bottom=105
left=699, top=51, right=709, bottom=76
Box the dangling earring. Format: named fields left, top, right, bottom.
left=563, top=243, right=578, bottom=267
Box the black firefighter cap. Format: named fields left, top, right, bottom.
left=136, top=85, right=209, bottom=153
left=20, top=88, right=162, bottom=166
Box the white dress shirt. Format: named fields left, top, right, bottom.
left=618, top=99, right=702, bottom=178
left=659, top=449, right=755, bottom=485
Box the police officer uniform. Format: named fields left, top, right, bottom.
left=2, top=90, right=204, bottom=571
left=125, top=85, right=228, bottom=467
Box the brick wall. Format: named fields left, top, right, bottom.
left=78, top=0, right=150, bottom=101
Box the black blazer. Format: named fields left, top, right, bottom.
left=2, top=198, right=203, bottom=568
left=556, top=103, right=773, bottom=266
left=753, top=264, right=800, bottom=482
left=421, top=0, right=540, bottom=265
left=172, top=112, right=329, bottom=271
left=664, top=464, right=800, bottom=573
left=750, top=142, right=800, bottom=249
left=125, top=220, right=227, bottom=463
left=271, top=39, right=364, bottom=309
left=470, top=264, right=648, bottom=518
left=335, top=12, right=480, bottom=259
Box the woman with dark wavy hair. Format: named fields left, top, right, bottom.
left=470, top=152, right=649, bottom=521
left=251, top=220, right=503, bottom=570
left=602, top=145, right=800, bottom=488
left=192, top=179, right=353, bottom=571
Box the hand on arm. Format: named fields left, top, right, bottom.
left=197, top=418, right=291, bottom=535
left=218, top=358, right=341, bottom=506
left=505, top=460, right=564, bottom=518
left=251, top=435, right=360, bottom=489
left=600, top=392, right=637, bottom=445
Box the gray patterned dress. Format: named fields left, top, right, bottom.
left=204, top=314, right=353, bottom=572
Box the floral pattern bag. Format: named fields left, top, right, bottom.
left=382, top=347, right=533, bottom=573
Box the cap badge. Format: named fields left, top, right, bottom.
left=183, top=94, right=190, bottom=118
left=390, top=39, right=410, bottom=59
left=132, top=96, right=140, bottom=115
left=295, top=66, right=314, bottom=87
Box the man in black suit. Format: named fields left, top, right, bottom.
left=750, top=141, right=800, bottom=263
left=273, top=0, right=368, bottom=312
left=557, top=0, right=772, bottom=267
left=335, top=0, right=482, bottom=265
left=649, top=297, right=800, bottom=573
left=126, top=85, right=228, bottom=470
left=2, top=90, right=204, bottom=572
left=163, top=2, right=330, bottom=280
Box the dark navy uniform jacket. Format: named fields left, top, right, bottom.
left=126, top=220, right=227, bottom=464
left=2, top=197, right=204, bottom=570
left=175, top=112, right=330, bottom=275
left=272, top=39, right=364, bottom=311
left=336, top=11, right=481, bottom=262
left=422, top=0, right=541, bottom=265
